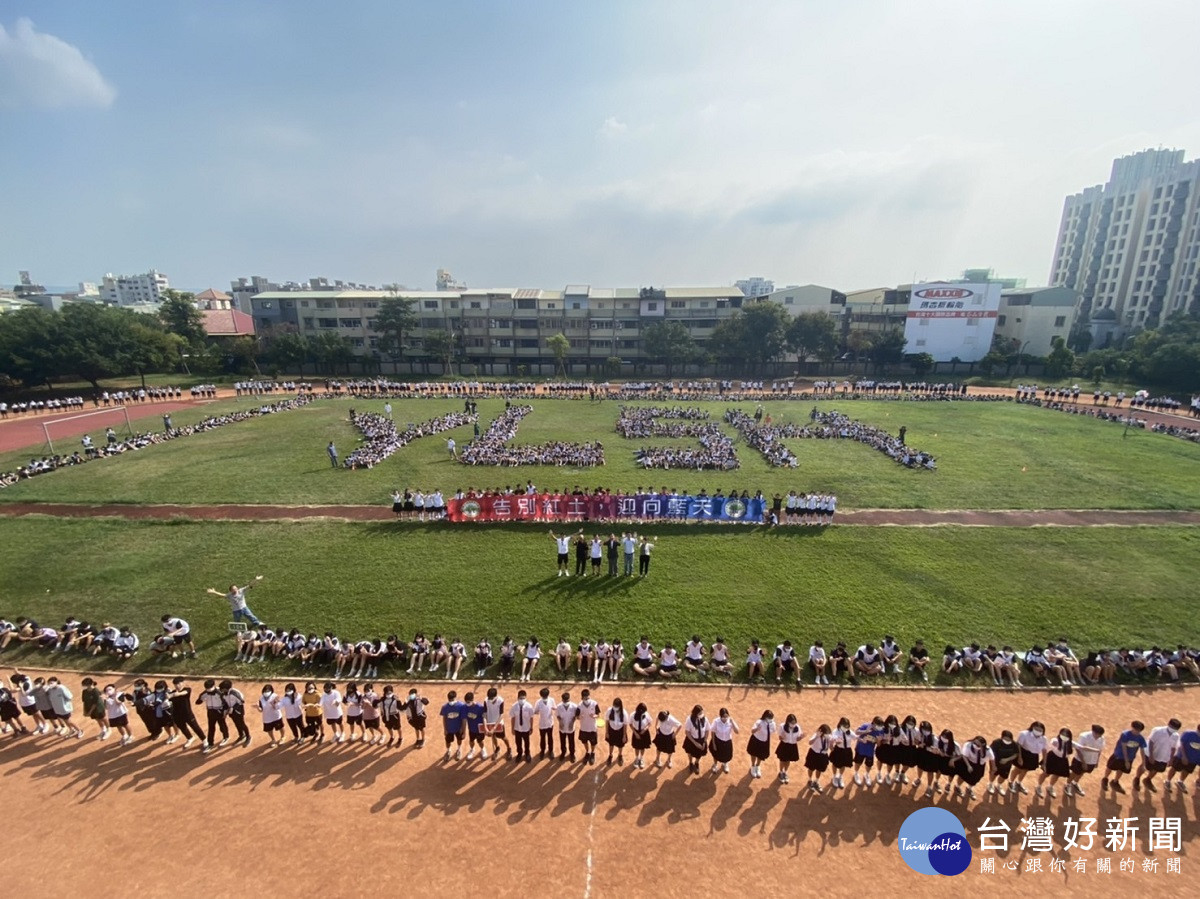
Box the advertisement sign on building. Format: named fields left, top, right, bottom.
left=904, top=282, right=1001, bottom=363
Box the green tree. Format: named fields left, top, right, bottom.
left=1043, top=336, right=1075, bottom=378
left=0, top=307, right=62, bottom=387
left=709, top=316, right=747, bottom=371
left=642, top=320, right=698, bottom=376
left=908, top=352, right=935, bottom=377
left=309, top=331, right=355, bottom=375
left=375, top=287, right=418, bottom=374
left=979, top=350, right=1007, bottom=378
left=158, top=289, right=207, bottom=345
left=605, top=356, right=623, bottom=378
left=546, top=332, right=570, bottom=377
left=739, top=303, right=790, bottom=373
left=423, top=329, right=457, bottom=375
left=264, top=330, right=311, bottom=373
left=785, top=311, right=839, bottom=366
left=870, top=328, right=907, bottom=372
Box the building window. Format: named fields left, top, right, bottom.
left=339, top=318, right=359, bottom=328
left=646, top=302, right=658, bottom=311
left=470, top=301, right=482, bottom=309
left=424, top=301, right=438, bottom=309
left=516, top=299, right=536, bottom=309
left=966, top=318, right=978, bottom=327
left=670, top=300, right=685, bottom=308
left=545, top=302, right=557, bottom=309
left=997, top=315, right=1006, bottom=326
left=915, top=339, right=927, bottom=347
left=317, top=318, right=337, bottom=328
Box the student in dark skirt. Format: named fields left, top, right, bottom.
left=829, top=717, right=855, bottom=789
left=130, top=679, right=159, bottom=739
left=775, top=713, right=803, bottom=784
left=928, top=729, right=960, bottom=797
left=952, top=735, right=992, bottom=799
left=987, top=729, right=1019, bottom=795
left=1036, top=727, right=1073, bottom=798
left=682, top=704, right=709, bottom=774
left=604, top=698, right=628, bottom=766
left=912, top=721, right=940, bottom=791
left=406, top=688, right=429, bottom=748
left=1009, top=721, right=1047, bottom=795
left=877, top=714, right=900, bottom=785
left=653, top=709, right=682, bottom=769
left=707, top=707, right=739, bottom=774
left=0, top=682, right=28, bottom=738
left=630, top=702, right=653, bottom=769
left=747, top=710, right=777, bottom=779
left=805, top=724, right=833, bottom=792
left=892, top=715, right=919, bottom=785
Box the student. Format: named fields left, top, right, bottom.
left=707, top=707, right=738, bottom=775
left=630, top=702, right=653, bottom=769
left=80, top=677, right=107, bottom=740
left=576, top=638, right=594, bottom=678
left=205, top=575, right=264, bottom=626
left=407, top=633, right=429, bottom=674
left=589, top=536, right=603, bottom=575
left=555, top=691, right=579, bottom=762
left=483, top=687, right=510, bottom=759
left=854, top=643, right=884, bottom=679
left=573, top=532, right=589, bottom=577
left=45, top=677, right=85, bottom=739
left=911, top=721, right=939, bottom=792
left=554, top=637, right=573, bottom=675
left=1164, top=722, right=1200, bottom=795
left=320, top=681, right=345, bottom=744
left=808, top=641, right=828, bottom=685
left=942, top=645, right=962, bottom=675
left=773, top=641, right=801, bottom=685
left=929, top=729, right=960, bottom=797
left=363, top=684, right=385, bottom=744
left=0, top=680, right=29, bottom=738
left=380, top=686, right=404, bottom=749
left=258, top=685, right=284, bottom=747
left=879, top=636, right=905, bottom=674
left=160, top=615, right=197, bottom=658
left=622, top=532, right=637, bottom=577
left=533, top=687, right=557, bottom=760
left=343, top=683, right=364, bottom=742
left=632, top=637, right=658, bottom=678
left=592, top=638, right=611, bottom=684
left=1102, top=721, right=1147, bottom=793
left=638, top=535, right=655, bottom=576
left=520, top=637, right=541, bottom=683
left=497, top=637, right=516, bottom=681
left=427, top=635, right=448, bottom=673
left=219, top=680, right=251, bottom=746
left=440, top=690, right=466, bottom=761
left=1064, top=724, right=1105, bottom=796
left=607, top=638, right=625, bottom=681
left=463, top=692, right=486, bottom=760
left=302, top=682, right=324, bottom=744
left=151, top=681, right=179, bottom=744
left=102, top=685, right=135, bottom=745
left=196, top=679, right=230, bottom=751
left=747, top=710, right=777, bottom=779
left=605, top=533, right=620, bottom=577
left=447, top=639, right=466, bottom=681
left=805, top=724, right=834, bottom=792
left=653, top=709, right=682, bottom=769
left=658, top=643, right=681, bottom=679
left=987, top=730, right=1020, bottom=795
left=746, top=640, right=766, bottom=682
left=168, top=678, right=205, bottom=748
left=577, top=689, right=600, bottom=765
left=709, top=638, right=733, bottom=677
left=829, top=642, right=851, bottom=682
left=829, top=717, right=855, bottom=789
left=1135, top=719, right=1182, bottom=793
left=474, top=637, right=494, bottom=676
left=953, top=736, right=992, bottom=799
left=907, top=639, right=930, bottom=682
left=129, top=679, right=158, bottom=740
left=682, top=636, right=707, bottom=675
left=605, top=697, right=629, bottom=766
left=682, top=705, right=710, bottom=774
left=509, top=689, right=534, bottom=762
left=1036, top=727, right=1073, bottom=797
left=1009, top=721, right=1047, bottom=795
left=891, top=715, right=920, bottom=786
left=853, top=716, right=885, bottom=787
left=776, top=714, right=803, bottom=784
left=405, top=687, right=429, bottom=748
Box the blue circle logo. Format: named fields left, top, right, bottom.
left=897, top=808, right=971, bottom=876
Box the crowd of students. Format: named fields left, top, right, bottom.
left=724, top=408, right=936, bottom=470
left=0, top=396, right=88, bottom=418
left=343, top=409, right=476, bottom=469
left=3, top=670, right=1197, bottom=807
left=457, top=404, right=605, bottom=467
left=1015, top=394, right=1200, bottom=444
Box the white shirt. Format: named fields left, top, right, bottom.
left=226, top=588, right=249, bottom=611
left=685, top=716, right=709, bottom=742
left=534, top=697, right=557, bottom=729
left=556, top=537, right=570, bottom=554
left=259, top=692, right=282, bottom=723
left=578, top=699, right=600, bottom=733
left=1147, top=726, right=1180, bottom=764
left=1017, top=730, right=1046, bottom=755
left=710, top=717, right=737, bottom=741
left=660, top=648, right=678, bottom=666
left=751, top=719, right=778, bottom=741
left=510, top=700, right=534, bottom=732
left=809, top=645, right=826, bottom=663
left=684, top=641, right=705, bottom=662
left=556, top=702, right=578, bottom=731
left=281, top=693, right=304, bottom=719
left=484, top=696, right=505, bottom=725
left=711, top=643, right=729, bottom=663
left=657, top=714, right=681, bottom=736
left=778, top=723, right=803, bottom=744
left=606, top=708, right=627, bottom=731
left=320, top=690, right=343, bottom=719
left=1075, top=731, right=1105, bottom=765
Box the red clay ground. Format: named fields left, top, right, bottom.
left=2, top=671, right=1196, bottom=896
left=1, top=501, right=1198, bottom=527
left=0, top=399, right=210, bottom=454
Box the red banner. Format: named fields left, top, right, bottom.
left=446, top=493, right=617, bottom=523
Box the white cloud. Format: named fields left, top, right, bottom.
left=598, top=115, right=627, bottom=138
left=0, top=17, right=115, bottom=109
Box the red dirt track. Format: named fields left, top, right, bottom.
left=0, top=399, right=208, bottom=454
left=2, top=672, right=1196, bottom=896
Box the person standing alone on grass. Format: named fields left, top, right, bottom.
left=327, top=441, right=338, bottom=468
left=550, top=530, right=574, bottom=577
left=638, top=535, right=655, bottom=577
left=606, top=534, right=619, bottom=577
left=622, top=532, right=637, bottom=576
left=207, top=576, right=264, bottom=626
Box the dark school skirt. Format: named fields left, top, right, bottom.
left=606, top=727, right=627, bottom=747
left=830, top=746, right=854, bottom=768
left=654, top=731, right=677, bottom=753
left=710, top=737, right=733, bottom=763
left=953, top=758, right=986, bottom=786
left=804, top=749, right=830, bottom=773
left=1044, top=752, right=1070, bottom=778
left=684, top=735, right=707, bottom=759
left=747, top=735, right=771, bottom=761
left=775, top=741, right=800, bottom=763
left=632, top=729, right=651, bottom=751
left=915, top=748, right=941, bottom=773
left=1016, top=747, right=1041, bottom=771
left=0, top=702, right=20, bottom=722
left=876, top=742, right=896, bottom=766
left=939, top=755, right=957, bottom=776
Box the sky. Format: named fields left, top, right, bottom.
left=2, top=1, right=1199, bottom=293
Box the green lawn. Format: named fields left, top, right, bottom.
left=2, top=397, right=1198, bottom=509
left=1, top=518, right=1197, bottom=680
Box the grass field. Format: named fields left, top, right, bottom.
left=2, top=517, right=1197, bottom=681
left=2, top=397, right=1198, bottom=509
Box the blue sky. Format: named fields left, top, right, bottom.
left=3, top=1, right=1199, bottom=292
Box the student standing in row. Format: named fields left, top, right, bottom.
left=222, top=680, right=251, bottom=746
left=281, top=684, right=305, bottom=745
left=463, top=692, right=486, bottom=759
left=776, top=714, right=803, bottom=784
left=747, top=710, right=777, bottom=779
left=510, top=689, right=534, bottom=762
left=483, top=687, right=510, bottom=760
left=556, top=692, right=579, bottom=762
left=259, top=685, right=284, bottom=747
left=302, top=682, right=323, bottom=743
left=577, top=689, right=600, bottom=765
left=708, top=708, right=739, bottom=774
left=630, top=702, right=653, bottom=769
left=605, top=698, right=628, bottom=766
left=805, top=724, right=833, bottom=791
left=1102, top=720, right=1147, bottom=793
left=406, top=687, right=428, bottom=748
left=1067, top=724, right=1105, bottom=796
left=102, top=685, right=135, bottom=745
left=381, top=686, right=404, bottom=749
left=197, top=679, right=229, bottom=751
left=653, top=709, right=682, bottom=768
left=682, top=705, right=709, bottom=774
left=169, top=678, right=205, bottom=748
left=534, top=687, right=557, bottom=759
left=440, top=690, right=465, bottom=761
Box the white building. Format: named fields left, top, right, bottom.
left=100, top=269, right=170, bottom=306
left=735, top=276, right=774, bottom=299
left=994, top=287, right=1078, bottom=357
left=1049, top=148, right=1200, bottom=341
left=903, top=282, right=1001, bottom=363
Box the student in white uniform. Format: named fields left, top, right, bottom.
left=805, top=724, right=833, bottom=792
left=653, top=709, right=682, bottom=768
left=952, top=735, right=992, bottom=799
left=280, top=683, right=305, bottom=745
left=510, top=689, right=534, bottom=762
left=604, top=697, right=628, bottom=766
left=1008, top=721, right=1047, bottom=794
left=630, top=702, right=653, bottom=769
left=1036, top=727, right=1073, bottom=797
left=709, top=638, right=733, bottom=676
left=1066, top=724, right=1105, bottom=796
left=829, top=717, right=854, bottom=789
left=682, top=705, right=710, bottom=774
left=683, top=636, right=708, bottom=675
left=258, top=685, right=284, bottom=747
left=775, top=714, right=803, bottom=784
left=534, top=687, right=557, bottom=760
left=102, top=684, right=135, bottom=746
left=1136, top=719, right=1182, bottom=793
left=320, top=681, right=345, bottom=743
left=808, top=641, right=829, bottom=685
left=708, top=708, right=739, bottom=774
left=556, top=692, right=579, bottom=762
left=483, top=687, right=511, bottom=760
left=520, top=637, right=541, bottom=683
left=746, top=640, right=766, bottom=682
left=746, top=711, right=778, bottom=779
left=593, top=639, right=612, bottom=684
left=577, top=689, right=600, bottom=765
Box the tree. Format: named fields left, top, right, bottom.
left=546, top=332, right=570, bottom=377
left=0, top=307, right=62, bottom=387
left=158, top=289, right=207, bottom=345
left=264, top=330, right=311, bottom=373
left=739, top=303, right=790, bottom=373
left=785, top=311, right=838, bottom=367
left=709, top=316, right=747, bottom=371
left=642, top=320, right=698, bottom=376
left=605, top=356, right=623, bottom=378
left=423, top=329, right=460, bottom=375
left=309, top=331, right=355, bottom=375
left=979, top=350, right=1007, bottom=378
left=375, top=287, right=418, bottom=374
left=869, top=328, right=907, bottom=372
left=908, top=352, right=935, bottom=377
left=1043, top=336, right=1075, bottom=378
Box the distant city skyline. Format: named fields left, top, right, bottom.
left=3, top=2, right=1199, bottom=292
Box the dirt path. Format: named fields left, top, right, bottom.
left=0, top=501, right=1197, bottom=526
left=1, top=671, right=1194, bottom=896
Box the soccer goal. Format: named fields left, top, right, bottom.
left=42, top=405, right=134, bottom=455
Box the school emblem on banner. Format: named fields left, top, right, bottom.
left=460, top=500, right=481, bottom=519
left=724, top=498, right=747, bottom=519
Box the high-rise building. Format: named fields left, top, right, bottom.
left=99, top=269, right=170, bottom=306
left=735, top=276, right=774, bottom=299
left=1049, top=149, right=1200, bottom=344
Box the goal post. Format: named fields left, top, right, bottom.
left=42, top=405, right=133, bottom=455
